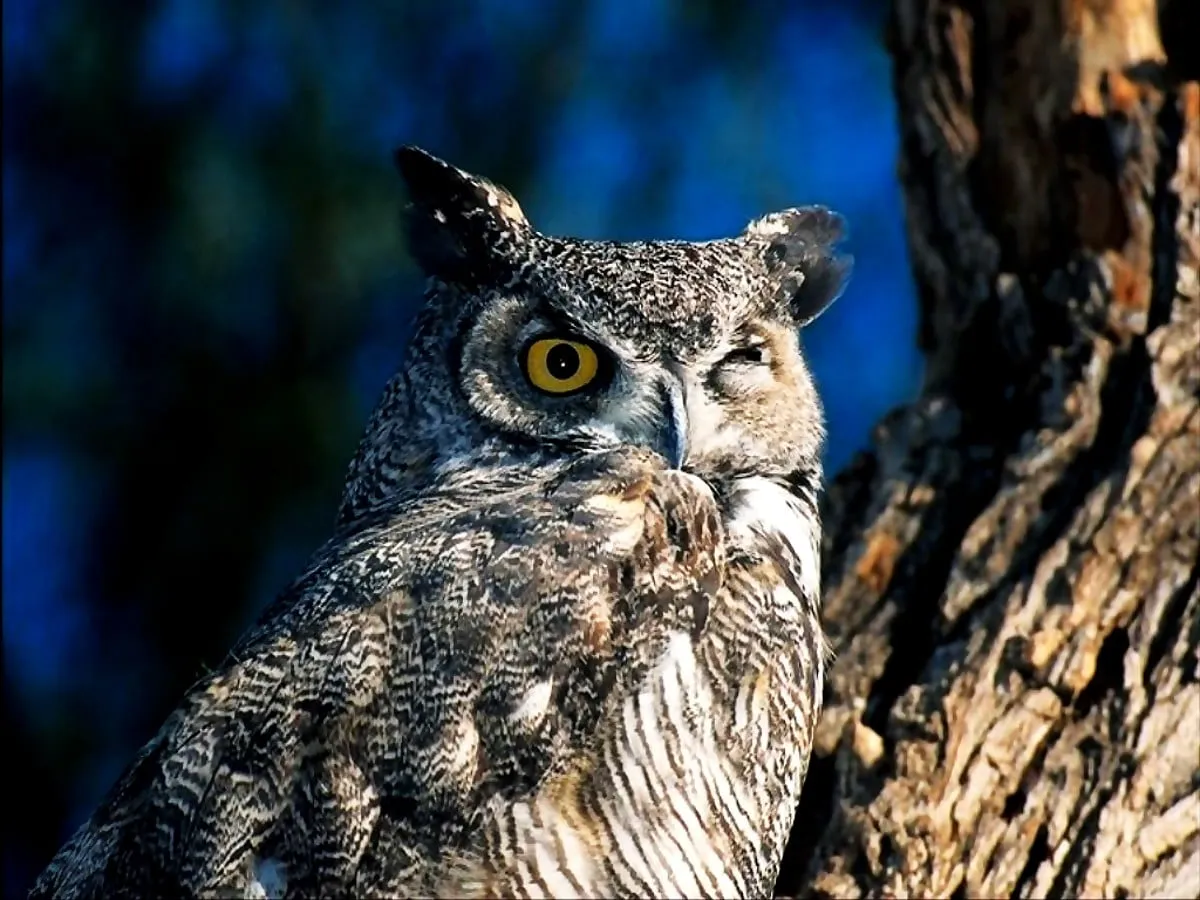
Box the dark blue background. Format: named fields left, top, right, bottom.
left=3, top=0, right=917, bottom=892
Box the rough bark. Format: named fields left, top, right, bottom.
left=779, top=0, right=1199, bottom=897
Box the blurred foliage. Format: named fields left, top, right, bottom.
left=3, top=0, right=911, bottom=892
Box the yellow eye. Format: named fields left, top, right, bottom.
left=523, top=337, right=602, bottom=395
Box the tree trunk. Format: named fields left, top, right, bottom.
left=779, top=0, right=1199, bottom=897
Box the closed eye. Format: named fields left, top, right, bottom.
left=721, top=344, right=769, bottom=366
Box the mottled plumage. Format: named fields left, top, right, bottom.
left=32, top=147, right=850, bottom=899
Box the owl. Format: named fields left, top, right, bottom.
left=31, top=147, right=850, bottom=899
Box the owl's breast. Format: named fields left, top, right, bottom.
left=450, top=467, right=829, bottom=898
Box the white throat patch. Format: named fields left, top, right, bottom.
left=727, top=475, right=821, bottom=603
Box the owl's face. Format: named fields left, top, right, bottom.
left=387, top=148, right=850, bottom=487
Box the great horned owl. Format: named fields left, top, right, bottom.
left=32, top=147, right=850, bottom=899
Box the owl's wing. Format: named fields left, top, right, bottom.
left=31, top=449, right=823, bottom=900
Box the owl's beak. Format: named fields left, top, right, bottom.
left=659, top=378, right=690, bottom=470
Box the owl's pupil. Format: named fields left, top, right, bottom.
left=546, top=344, right=580, bottom=380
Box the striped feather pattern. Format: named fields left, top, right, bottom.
left=440, top=472, right=825, bottom=899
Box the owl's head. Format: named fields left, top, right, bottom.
left=339, top=147, right=850, bottom=523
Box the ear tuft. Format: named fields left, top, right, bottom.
left=393, top=146, right=531, bottom=284
left=746, top=206, right=853, bottom=327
